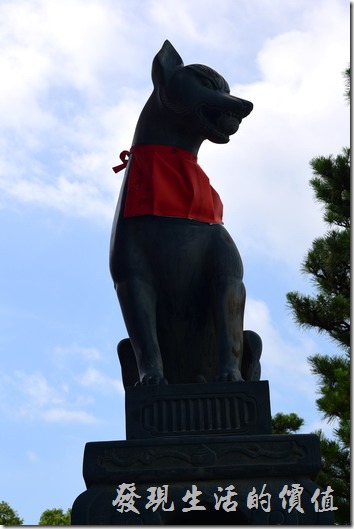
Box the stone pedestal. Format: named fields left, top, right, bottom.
left=71, top=382, right=334, bottom=525
left=125, top=381, right=272, bottom=439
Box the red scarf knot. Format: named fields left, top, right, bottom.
left=112, top=150, right=131, bottom=173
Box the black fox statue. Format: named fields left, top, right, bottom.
left=110, top=40, right=262, bottom=388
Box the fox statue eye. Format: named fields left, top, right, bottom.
left=201, top=77, right=215, bottom=89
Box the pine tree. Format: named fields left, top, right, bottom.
left=287, top=148, right=350, bottom=350
left=286, top=67, right=350, bottom=525
left=313, top=430, right=350, bottom=524
left=272, top=412, right=304, bottom=434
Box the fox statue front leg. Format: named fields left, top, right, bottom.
left=213, top=276, right=246, bottom=382
left=116, top=277, right=168, bottom=386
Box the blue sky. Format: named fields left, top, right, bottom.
left=0, top=0, right=349, bottom=524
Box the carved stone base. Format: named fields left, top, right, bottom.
left=71, top=382, right=334, bottom=525
left=71, top=433, right=333, bottom=525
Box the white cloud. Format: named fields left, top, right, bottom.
left=54, top=344, right=102, bottom=362
left=0, top=335, right=124, bottom=424
left=245, top=298, right=311, bottom=377
left=78, top=367, right=124, bottom=394
left=42, top=408, right=98, bottom=424
left=244, top=297, right=327, bottom=431
left=146, top=0, right=247, bottom=49
left=0, top=0, right=145, bottom=218
left=0, top=0, right=127, bottom=103
left=14, top=371, right=62, bottom=408
left=0, top=369, right=104, bottom=424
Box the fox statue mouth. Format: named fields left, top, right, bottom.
left=198, top=105, right=241, bottom=143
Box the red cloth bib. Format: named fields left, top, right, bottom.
left=119, top=144, right=223, bottom=224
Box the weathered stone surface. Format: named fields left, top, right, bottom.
left=72, top=433, right=333, bottom=525
left=72, top=379, right=335, bottom=525
left=125, top=381, right=272, bottom=439
left=83, top=433, right=319, bottom=486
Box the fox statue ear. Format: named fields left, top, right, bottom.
left=152, top=40, right=184, bottom=87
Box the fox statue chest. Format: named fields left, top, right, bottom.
left=109, top=145, right=243, bottom=290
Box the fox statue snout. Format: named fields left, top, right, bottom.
left=110, top=40, right=261, bottom=387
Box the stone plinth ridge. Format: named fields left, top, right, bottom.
left=126, top=381, right=272, bottom=439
